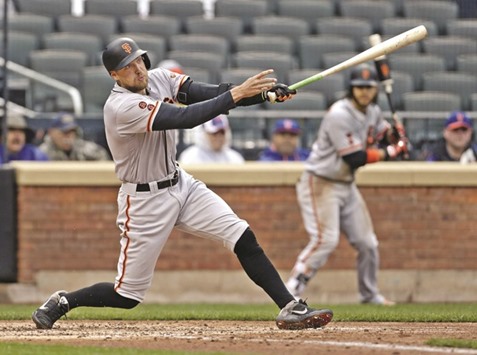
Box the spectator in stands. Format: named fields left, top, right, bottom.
left=258, top=119, right=310, bottom=161
left=178, top=114, right=244, bottom=164
left=0, top=113, right=49, bottom=163
left=426, top=111, right=477, bottom=163
left=39, top=112, right=111, bottom=161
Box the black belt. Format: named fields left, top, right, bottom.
left=136, top=172, right=179, bottom=192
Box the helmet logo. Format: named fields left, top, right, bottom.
left=361, top=68, right=371, bottom=80
left=121, top=43, right=132, bottom=54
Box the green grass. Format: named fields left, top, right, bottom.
left=2, top=302, right=476, bottom=323
left=426, top=338, right=477, bottom=350
left=0, top=343, right=224, bottom=355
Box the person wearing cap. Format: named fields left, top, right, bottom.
left=0, top=113, right=49, bottom=164
left=258, top=119, right=310, bottom=161
left=286, top=63, right=398, bottom=306
left=178, top=114, right=244, bottom=164
left=426, top=111, right=476, bottom=163
left=39, top=113, right=111, bottom=161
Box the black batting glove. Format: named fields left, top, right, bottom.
left=266, top=83, right=297, bottom=103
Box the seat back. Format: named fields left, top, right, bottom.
left=215, top=0, right=268, bottom=33
left=315, top=17, right=372, bottom=51
left=81, top=66, right=114, bottom=113
left=42, top=32, right=103, bottom=66
left=339, top=0, right=395, bottom=33
left=298, top=35, right=355, bottom=69
left=57, top=14, right=118, bottom=45
left=277, top=0, right=335, bottom=34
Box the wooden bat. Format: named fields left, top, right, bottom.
left=268, top=25, right=428, bottom=102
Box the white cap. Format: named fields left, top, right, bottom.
left=203, top=115, right=228, bottom=134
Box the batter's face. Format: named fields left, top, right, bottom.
left=110, top=56, right=149, bottom=94
left=351, top=86, right=378, bottom=112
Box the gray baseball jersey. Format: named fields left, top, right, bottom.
left=104, top=68, right=248, bottom=302
left=305, top=98, right=389, bottom=182
left=287, top=97, right=390, bottom=304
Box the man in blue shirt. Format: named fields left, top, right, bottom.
left=259, top=119, right=310, bottom=161
left=0, top=113, right=48, bottom=163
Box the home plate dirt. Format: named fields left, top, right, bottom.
left=1, top=321, right=477, bottom=354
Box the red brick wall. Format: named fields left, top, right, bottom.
left=16, top=185, right=477, bottom=283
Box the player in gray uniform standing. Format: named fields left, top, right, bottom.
left=32, top=37, right=333, bottom=330
left=286, top=64, right=407, bottom=305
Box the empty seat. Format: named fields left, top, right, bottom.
left=121, top=15, right=181, bottom=43
left=339, top=0, right=395, bottom=33
left=380, top=17, right=438, bottom=37
left=378, top=70, right=415, bottom=111
left=315, top=17, right=372, bottom=51
left=422, top=36, right=477, bottom=71
left=422, top=71, right=477, bottom=111
left=81, top=66, right=114, bottom=113
left=182, top=67, right=211, bottom=83
left=29, top=49, right=89, bottom=111
left=277, top=0, right=335, bottom=34
left=16, top=0, right=71, bottom=20
left=167, top=50, right=225, bottom=83
left=149, top=0, right=204, bottom=32
left=446, top=19, right=477, bottom=40
left=232, top=51, right=296, bottom=83
left=402, top=1, right=458, bottom=35
left=298, top=35, right=355, bottom=69
left=288, top=69, right=345, bottom=106
left=361, top=34, right=420, bottom=55
left=388, top=54, right=446, bottom=91
left=235, top=35, right=294, bottom=55
left=215, top=0, right=268, bottom=34
left=42, top=32, right=103, bottom=66
left=84, top=0, right=138, bottom=18
left=0, top=31, right=39, bottom=67
left=109, top=33, right=167, bottom=67
left=456, top=54, right=477, bottom=75
left=57, top=14, right=118, bottom=45
left=471, top=93, right=477, bottom=111
left=321, top=52, right=358, bottom=86
left=169, top=34, right=229, bottom=61
left=185, top=16, right=243, bottom=44
left=220, top=68, right=278, bottom=84
left=403, top=91, right=461, bottom=112
left=3, top=13, right=54, bottom=41
left=252, top=16, right=310, bottom=45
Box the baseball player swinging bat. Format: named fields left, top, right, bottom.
left=267, top=25, right=428, bottom=102
left=368, top=33, right=411, bottom=159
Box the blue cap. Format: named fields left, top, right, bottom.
left=203, top=114, right=228, bottom=133
left=50, top=112, right=79, bottom=132
left=445, top=111, right=472, bottom=130
left=273, top=119, right=301, bottom=134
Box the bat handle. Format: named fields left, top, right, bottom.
left=267, top=91, right=277, bottom=103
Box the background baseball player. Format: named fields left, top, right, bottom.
left=32, top=37, right=333, bottom=330
left=286, top=63, right=407, bottom=305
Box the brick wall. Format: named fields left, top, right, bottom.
left=16, top=183, right=477, bottom=283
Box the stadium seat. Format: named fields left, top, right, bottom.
left=57, top=14, right=118, bottom=46
left=0, top=31, right=39, bottom=67
left=42, top=32, right=103, bottom=66
left=169, top=34, right=230, bottom=66
left=214, top=0, right=268, bottom=34
left=81, top=66, right=114, bottom=113
left=84, top=0, right=138, bottom=18
left=422, top=71, right=477, bottom=111
left=277, top=0, right=335, bottom=34
left=402, top=91, right=462, bottom=112
left=421, top=36, right=477, bottom=71
left=264, top=91, right=327, bottom=111
left=232, top=51, right=297, bottom=83
left=471, top=93, right=477, bottom=111
left=456, top=54, right=477, bottom=76
left=402, top=1, right=458, bottom=35
left=149, top=0, right=204, bottom=33
left=446, top=19, right=477, bottom=40
left=377, top=70, right=415, bottom=111
left=3, top=13, right=54, bottom=41
left=185, top=16, right=243, bottom=44
left=235, top=35, right=294, bottom=55
left=380, top=17, right=438, bottom=38
left=252, top=16, right=310, bottom=49
left=16, top=0, right=71, bottom=25
left=321, top=52, right=358, bottom=86
left=182, top=67, right=211, bottom=83
left=120, top=15, right=181, bottom=43
left=315, top=17, right=372, bottom=51
left=220, top=68, right=278, bottom=85
left=167, top=50, right=225, bottom=83
left=298, top=35, right=355, bottom=69
left=339, top=0, right=395, bottom=33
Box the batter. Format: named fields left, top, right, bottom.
left=32, top=37, right=333, bottom=330
left=286, top=64, right=406, bottom=305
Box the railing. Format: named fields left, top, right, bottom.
left=0, top=57, right=83, bottom=115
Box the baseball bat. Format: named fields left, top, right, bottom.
left=268, top=25, right=428, bottom=102
left=369, top=33, right=411, bottom=159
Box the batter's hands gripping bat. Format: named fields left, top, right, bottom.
left=369, top=33, right=410, bottom=159
left=267, top=25, right=428, bottom=102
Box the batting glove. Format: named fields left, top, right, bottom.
left=266, top=84, right=297, bottom=103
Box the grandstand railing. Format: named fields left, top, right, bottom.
left=0, top=57, right=83, bottom=115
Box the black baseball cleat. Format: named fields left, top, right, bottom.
left=276, top=299, right=333, bottom=330
left=32, top=290, right=69, bottom=329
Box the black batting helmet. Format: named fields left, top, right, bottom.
left=102, top=37, right=151, bottom=72
left=349, top=63, right=378, bottom=87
